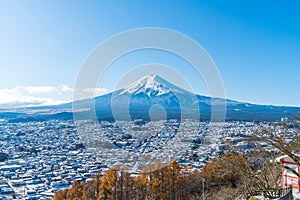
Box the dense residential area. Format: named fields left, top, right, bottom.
left=0, top=119, right=299, bottom=199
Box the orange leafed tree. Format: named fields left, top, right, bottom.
left=98, top=168, right=117, bottom=200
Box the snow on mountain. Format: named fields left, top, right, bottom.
left=5, top=74, right=300, bottom=122
left=119, top=75, right=186, bottom=97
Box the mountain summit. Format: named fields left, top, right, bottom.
left=105, top=75, right=198, bottom=120
left=119, top=75, right=186, bottom=97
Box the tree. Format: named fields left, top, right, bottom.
left=82, top=172, right=102, bottom=200
left=134, top=173, right=148, bottom=199
left=201, top=154, right=248, bottom=189
left=251, top=123, right=300, bottom=178
left=52, top=189, right=68, bottom=200
left=245, top=122, right=300, bottom=198
left=98, top=168, right=117, bottom=200
left=67, top=180, right=83, bottom=199
left=53, top=157, right=258, bottom=200
left=165, top=160, right=181, bottom=198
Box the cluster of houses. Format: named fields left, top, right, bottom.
left=0, top=120, right=106, bottom=199
left=0, top=119, right=298, bottom=199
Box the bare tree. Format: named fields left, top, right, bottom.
left=251, top=121, right=300, bottom=178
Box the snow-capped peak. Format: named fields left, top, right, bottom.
left=120, top=75, right=181, bottom=97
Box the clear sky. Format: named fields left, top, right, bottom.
left=0, top=0, right=299, bottom=107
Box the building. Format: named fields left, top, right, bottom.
left=276, top=155, right=300, bottom=193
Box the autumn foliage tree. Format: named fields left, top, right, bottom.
left=98, top=168, right=117, bottom=200
left=53, top=156, right=253, bottom=200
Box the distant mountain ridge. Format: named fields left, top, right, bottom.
left=1, top=75, right=300, bottom=122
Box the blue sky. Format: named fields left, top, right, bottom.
left=0, top=0, right=299, bottom=107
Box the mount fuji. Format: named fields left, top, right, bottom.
left=3, top=75, right=300, bottom=122
left=73, top=75, right=206, bottom=121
